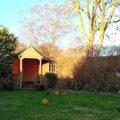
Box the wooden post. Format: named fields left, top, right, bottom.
left=39, top=59, right=42, bottom=83
left=20, top=58, right=23, bottom=89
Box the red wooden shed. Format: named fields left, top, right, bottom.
left=12, top=45, right=55, bottom=88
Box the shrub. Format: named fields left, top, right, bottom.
left=73, top=56, right=120, bottom=92
left=59, top=77, right=75, bottom=89
left=45, top=72, right=57, bottom=89
left=0, top=26, right=17, bottom=90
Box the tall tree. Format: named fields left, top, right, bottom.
left=70, top=0, right=120, bottom=56
left=15, top=41, right=26, bottom=52
left=21, top=3, right=72, bottom=58
left=0, top=25, right=17, bottom=88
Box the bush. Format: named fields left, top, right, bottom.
left=59, top=77, right=75, bottom=89
left=73, top=56, right=120, bottom=92
left=0, top=26, right=17, bottom=89
left=45, top=72, right=58, bottom=89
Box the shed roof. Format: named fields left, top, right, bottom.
left=17, top=45, right=51, bottom=60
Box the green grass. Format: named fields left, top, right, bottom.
left=0, top=90, right=120, bottom=120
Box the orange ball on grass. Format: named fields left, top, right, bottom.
left=42, top=99, right=49, bottom=106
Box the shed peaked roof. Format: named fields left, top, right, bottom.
left=18, top=45, right=51, bottom=60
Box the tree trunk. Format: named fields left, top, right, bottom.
left=86, top=31, right=94, bottom=57
left=86, top=43, right=93, bottom=57
left=95, top=28, right=105, bottom=56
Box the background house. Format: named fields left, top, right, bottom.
left=12, top=45, right=55, bottom=88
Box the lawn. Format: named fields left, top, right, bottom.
left=0, top=90, right=120, bottom=120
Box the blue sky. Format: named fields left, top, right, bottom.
left=0, top=0, right=119, bottom=48
left=0, top=0, right=64, bottom=35
left=0, top=0, right=67, bottom=44
left=0, top=0, right=37, bottom=35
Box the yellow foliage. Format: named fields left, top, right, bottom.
left=56, top=48, right=84, bottom=78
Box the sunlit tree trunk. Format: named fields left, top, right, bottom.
left=70, top=0, right=118, bottom=57
left=95, top=0, right=117, bottom=56
left=87, top=31, right=95, bottom=56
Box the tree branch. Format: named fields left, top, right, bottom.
left=112, top=19, right=120, bottom=23
left=96, top=0, right=105, bottom=56
left=104, top=0, right=117, bottom=31
left=92, top=0, right=98, bottom=31
left=70, top=0, right=89, bottom=45
left=86, top=0, right=91, bottom=28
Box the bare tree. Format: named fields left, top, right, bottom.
left=21, top=3, right=72, bottom=58
left=69, top=0, right=120, bottom=56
